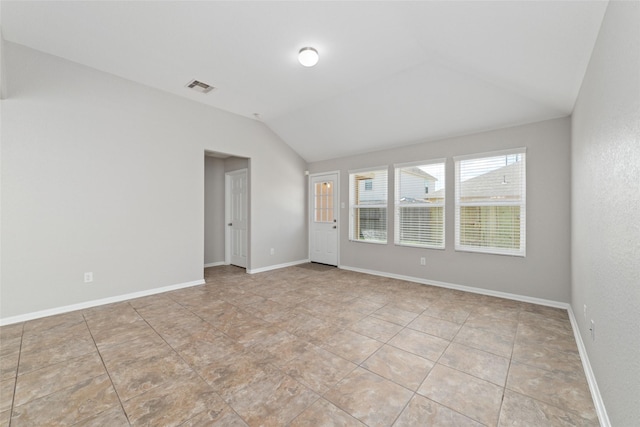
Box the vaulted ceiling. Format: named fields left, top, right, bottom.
left=1, top=1, right=608, bottom=162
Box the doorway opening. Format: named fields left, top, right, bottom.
left=204, top=151, right=250, bottom=271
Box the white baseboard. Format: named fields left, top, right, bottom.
left=204, top=261, right=225, bottom=268
left=247, top=259, right=310, bottom=274
left=339, top=265, right=569, bottom=309
left=0, top=279, right=205, bottom=326
left=567, top=307, right=610, bottom=427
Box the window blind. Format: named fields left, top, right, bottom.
left=394, top=160, right=445, bottom=249
left=454, top=148, right=526, bottom=256
left=349, top=168, right=388, bottom=243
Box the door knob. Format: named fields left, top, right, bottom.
left=228, top=223, right=233, bottom=226
left=333, top=225, right=337, bottom=229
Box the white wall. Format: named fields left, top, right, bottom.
left=571, top=1, right=640, bottom=425
left=309, top=117, right=571, bottom=302
left=0, top=43, right=307, bottom=320
left=204, top=156, right=225, bottom=266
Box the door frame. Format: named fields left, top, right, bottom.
left=308, top=171, right=341, bottom=266
left=225, top=168, right=249, bottom=268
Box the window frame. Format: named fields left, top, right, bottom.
left=394, top=159, right=446, bottom=249
left=349, top=166, right=389, bottom=244
left=454, top=148, right=527, bottom=257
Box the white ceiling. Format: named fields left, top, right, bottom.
left=1, top=1, right=608, bottom=162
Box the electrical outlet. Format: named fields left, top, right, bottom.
left=590, top=320, right=595, bottom=341
left=420, top=257, right=426, bottom=266
left=583, top=304, right=587, bottom=322
left=270, top=248, right=275, bottom=255
left=84, top=272, right=93, bottom=283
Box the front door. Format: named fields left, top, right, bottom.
left=310, top=173, right=339, bottom=266
left=227, top=169, right=248, bottom=268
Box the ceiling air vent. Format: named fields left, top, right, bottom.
left=185, top=79, right=215, bottom=94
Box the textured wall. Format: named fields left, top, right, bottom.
left=571, top=1, right=640, bottom=425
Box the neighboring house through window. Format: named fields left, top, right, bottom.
left=395, top=160, right=446, bottom=249
left=349, top=168, right=388, bottom=243
left=454, top=148, right=526, bottom=256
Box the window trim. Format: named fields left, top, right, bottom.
left=394, top=158, right=446, bottom=250
left=454, top=148, right=526, bottom=257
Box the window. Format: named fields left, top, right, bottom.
left=313, top=181, right=334, bottom=223
left=454, top=148, right=526, bottom=256
left=395, top=160, right=445, bottom=249
left=349, top=168, right=388, bottom=243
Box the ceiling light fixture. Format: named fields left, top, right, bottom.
left=298, top=47, right=319, bottom=67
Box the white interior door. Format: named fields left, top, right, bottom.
left=227, top=169, right=248, bottom=268
left=310, top=173, right=339, bottom=266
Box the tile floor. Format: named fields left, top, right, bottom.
left=0, top=264, right=598, bottom=426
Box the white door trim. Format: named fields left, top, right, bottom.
left=308, top=171, right=340, bottom=266
left=225, top=168, right=249, bottom=268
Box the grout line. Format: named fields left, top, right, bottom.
left=81, top=313, right=131, bottom=426
left=130, top=300, right=257, bottom=425
left=7, top=322, right=25, bottom=427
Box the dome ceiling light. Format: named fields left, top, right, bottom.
left=298, top=47, right=319, bottom=67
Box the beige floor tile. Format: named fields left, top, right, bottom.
left=198, top=352, right=272, bottom=400
left=439, top=342, right=510, bottom=386
left=394, top=394, right=483, bottom=427
left=515, top=323, right=577, bottom=354
left=182, top=405, right=249, bottom=426
left=371, top=305, right=419, bottom=326
left=22, top=312, right=85, bottom=336
left=107, top=348, right=194, bottom=401
left=0, top=351, right=19, bottom=380
left=0, top=409, right=9, bottom=427
left=464, top=314, right=518, bottom=337
left=225, top=369, right=318, bottom=426
left=424, top=301, right=471, bottom=324
left=17, top=335, right=97, bottom=376
left=499, top=390, right=599, bottom=427
left=290, top=398, right=366, bottom=427
left=325, top=367, right=413, bottom=427
left=418, top=364, right=504, bottom=426
left=454, top=324, right=515, bottom=358
left=14, top=353, right=105, bottom=406
left=506, top=361, right=597, bottom=422
left=21, top=320, right=92, bottom=353
left=0, top=323, right=24, bottom=341
left=123, top=372, right=222, bottom=426
left=348, top=317, right=403, bottom=342
left=72, top=405, right=130, bottom=427
left=512, top=341, right=583, bottom=375
left=0, top=336, right=22, bottom=360
left=389, top=328, right=449, bottom=361
left=10, top=374, right=119, bottom=426
left=177, top=334, right=244, bottom=370
left=407, top=314, right=461, bottom=340
left=246, top=330, right=315, bottom=367
left=362, top=345, right=434, bottom=391
left=90, top=318, right=157, bottom=349
left=0, top=376, right=15, bottom=412
left=284, top=345, right=356, bottom=393
left=321, top=329, right=383, bottom=364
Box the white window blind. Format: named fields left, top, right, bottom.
left=394, top=160, right=445, bottom=249
left=455, top=148, right=526, bottom=256
left=349, top=168, right=388, bottom=243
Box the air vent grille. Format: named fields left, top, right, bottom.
left=185, top=79, right=215, bottom=94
